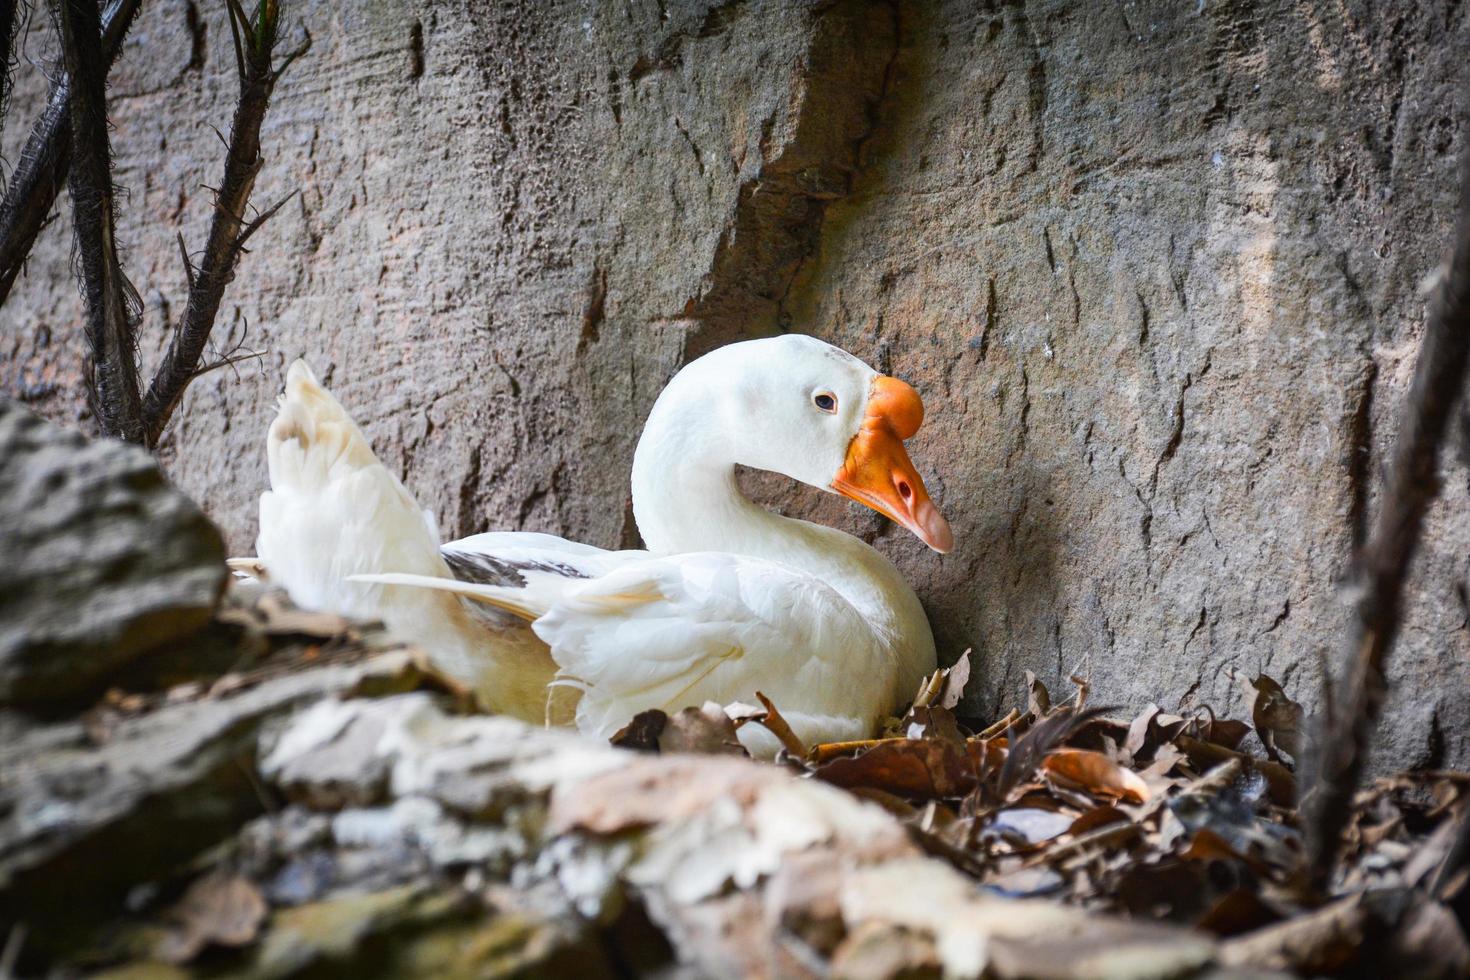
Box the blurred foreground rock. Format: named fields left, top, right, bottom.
left=0, top=591, right=1220, bottom=979
left=2, top=583, right=1465, bottom=978
left=0, top=402, right=227, bottom=703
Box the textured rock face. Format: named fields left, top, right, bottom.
left=0, top=403, right=226, bottom=701
left=3, top=2, right=1468, bottom=762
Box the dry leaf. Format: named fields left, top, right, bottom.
left=904, top=704, right=965, bottom=745
left=255, top=592, right=356, bottom=638
left=1175, top=735, right=1296, bottom=807
left=1197, top=712, right=1251, bottom=751
left=1068, top=806, right=1130, bottom=836
left=1246, top=673, right=1307, bottom=762
left=939, top=649, right=973, bottom=710
left=1124, top=704, right=1160, bottom=760
left=1042, top=749, right=1150, bottom=803
left=815, top=738, right=1003, bottom=800
left=659, top=702, right=747, bottom=756
left=998, top=708, right=1111, bottom=801
left=610, top=709, right=667, bottom=752
left=752, top=691, right=807, bottom=758
left=1025, top=670, right=1051, bottom=718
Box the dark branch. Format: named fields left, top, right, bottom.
left=1302, top=149, right=1470, bottom=889
left=0, top=0, right=139, bottom=308
left=142, top=0, right=306, bottom=447
left=59, top=0, right=144, bottom=442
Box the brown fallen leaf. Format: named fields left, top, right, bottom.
left=814, top=738, right=1004, bottom=800
left=809, top=739, right=890, bottom=765
left=1194, top=887, right=1281, bottom=937
left=1025, top=670, right=1051, bottom=718
left=1245, top=673, right=1307, bottom=763
left=830, top=921, right=943, bottom=980
left=752, top=691, right=807, bottom=758
left=939, top=649, right=973, bottom=710
left=1180, top=827, right=1272, bottom=874
left=659, top=702, right=747, bottom=756
left=157, top=873, right=267, bottom=964
left=1194, top=707, right=1251, bottom=750
left=1123, top=704, right=1160, bottom=761
left=996, top=707, right=1111, bottom=802
left=904, top=703, right=965, bottom=745
left=1068, top=806, right=1131, bottom=836
left=550, top=756, right=771, bottom=834
left=1042, top=749, right=1150, bottom=804
left=610, top=709, right=667, bottom=752
left=984, top=907, right=1215, bottom=979
left=1175, top=735, right=1296, bottom=807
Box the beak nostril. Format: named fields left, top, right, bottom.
left=897, top=480, right=912, bottom=501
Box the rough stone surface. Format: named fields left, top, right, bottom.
left=0, top=402, right=226, bottom=701
left=3, top=1, right=1469, bottom=763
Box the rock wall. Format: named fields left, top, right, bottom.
left=4, top=0, right=1468, bottom=765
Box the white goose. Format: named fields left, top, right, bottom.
left=251, top=335, right=953, bottom=755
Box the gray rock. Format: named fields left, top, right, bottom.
left=4, top=1, right=1468, bottom=764
left=0, top=402, right=226, bottom=702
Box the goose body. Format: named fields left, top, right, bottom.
left=252, top=336, right=953, bottom=755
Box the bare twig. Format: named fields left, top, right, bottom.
left=141, top=0, right=307, bottom=447
left=59, top=0, right=144, bottom=442
left=1303, top=150, right=1470, bottom=889
left=0, top=0, right=138, bottom=307
left=194, top=347, right=266, bottom=379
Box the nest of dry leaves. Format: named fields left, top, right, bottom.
left=612, top=653, right=1470, bottom=976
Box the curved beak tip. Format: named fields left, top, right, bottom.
left=916, top=501, right=954, bottom=554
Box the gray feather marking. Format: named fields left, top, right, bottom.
left=441, top=549, right=589, bottom=588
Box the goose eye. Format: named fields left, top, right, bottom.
left=813, top=392, right=838, bottom=413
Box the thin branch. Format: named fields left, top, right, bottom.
left=0, top=0, right=139, bottom=308
left=234, top=189, right=295, bottom=249
left=1302, top=149, right=1470, bottom=890
left=193, top=347, right=266, bottom=380
left=142, top=0, right=308, bottom=447
left=176, top=231, right=195, bottom=289
left=273, top=33, right=310, bottom=82
left=59, top=0, right=144, bottom=442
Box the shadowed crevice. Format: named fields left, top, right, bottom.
left=679, top=0, right=902, bottom=363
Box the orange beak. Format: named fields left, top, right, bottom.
left=831, top=376, right=954, bottom=553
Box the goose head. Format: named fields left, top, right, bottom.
left=635, top=335, right=953, bottom=553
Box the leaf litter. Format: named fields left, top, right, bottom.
left=611, top=648, right=1470, bottom=976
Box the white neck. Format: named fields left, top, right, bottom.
left=630, top=368, right=817, bottom=559
left=629, top=367, right=937, bottom=699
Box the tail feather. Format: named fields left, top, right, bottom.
left=350, top=571, right=551, bottom=622
left=266, top=361, right=381, bottom=495
left=256, top=359, right=450, bottom=623
left=253, top=360, right=567, bottom=724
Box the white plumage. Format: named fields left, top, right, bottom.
left=250, top=337, right=953, bottom=755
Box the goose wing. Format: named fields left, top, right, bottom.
left=356, top=551, right=896, bottom=753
